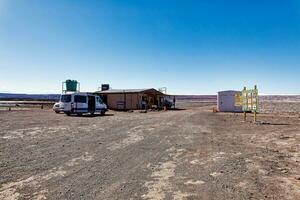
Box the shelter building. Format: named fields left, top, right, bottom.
left=95, top=88, right=165, bottom=110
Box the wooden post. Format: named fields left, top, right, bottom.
left=243, top=87, right=246, bottom=122
left=173, top=96, right=176, bottom=109
left=124, top=91, right=126, bottom=110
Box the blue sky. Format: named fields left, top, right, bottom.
left=0, top=0, right=300, bottom=94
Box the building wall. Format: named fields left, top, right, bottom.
left=100, top=91, right=163, bottom=110
left=107, top=94, right=125, bottom=110
left=125, top=93, right=139, bottom=110
left=106, top=93, right=141, bottom=110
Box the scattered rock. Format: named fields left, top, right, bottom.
left=184, top=180, right=205, bottom=185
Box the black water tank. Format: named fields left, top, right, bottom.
left=101, top=84, right=110, bottom=91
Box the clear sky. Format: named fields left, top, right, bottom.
left=0, top=0, right=299, bottom=94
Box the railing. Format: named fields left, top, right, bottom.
left=0, top=101, right=56, bottom=111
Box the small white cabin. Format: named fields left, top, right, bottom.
left=217, top=90, right=242, bottom=112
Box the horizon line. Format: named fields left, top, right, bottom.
left=0, top=91, right=300, bottom=96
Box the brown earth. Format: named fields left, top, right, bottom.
left=0, top=102, right=300, bottom=200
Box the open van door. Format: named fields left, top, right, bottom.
left=88, top=96, right=96, bottom=114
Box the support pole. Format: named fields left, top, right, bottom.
left=173, top=96, right=176, bottom=109
left=243, top=111, right=246, bottom=122
left=254, top=111, right=257, bottom=122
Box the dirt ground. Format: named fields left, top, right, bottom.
left=0, top=102, right=300, bottom=200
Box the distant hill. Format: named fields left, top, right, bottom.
left=259, top=95, right=300, bottom=102
left=1, top=93, right=299, bottom=102
left=175, top=95, right=217, bottom=102
left=174, top=95, right=300, bottom=103
left=0, top=93, right=60, bottom=101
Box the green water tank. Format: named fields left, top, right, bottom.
left=65, top=80, right=78, bottom=91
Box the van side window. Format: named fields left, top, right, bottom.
left=74, top=95, right=87, bottom=103
left=96, top=96, right=103, bottom=104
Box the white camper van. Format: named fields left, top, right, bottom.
left=58, top=92, right=107, bottom=116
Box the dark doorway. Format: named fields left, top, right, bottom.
left=88, top=96, right=96, bottom=112
left=102, top=95, right=108, bottom=104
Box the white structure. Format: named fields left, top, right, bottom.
left=217, top=90, right=242, bottom=112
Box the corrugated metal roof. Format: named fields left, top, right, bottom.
left=95, top=88, right=164, bottom=94
left=218, top=90, right=241, bottom=94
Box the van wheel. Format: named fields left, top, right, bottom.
left=90, top=112, right=95, bottom=116
left=77, top=113, right=82, bottom=116
left=66, top=113, right=71, bottom=116
left=100, top=111, right=105, bottom=116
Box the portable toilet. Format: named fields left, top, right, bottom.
left=217, top=90, right=242, bottom=112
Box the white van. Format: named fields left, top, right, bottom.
left=58, top=92, right=107, bottom=116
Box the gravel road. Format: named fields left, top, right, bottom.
left=0, top=103, right=300, bottom=199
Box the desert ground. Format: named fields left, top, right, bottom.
left=0, top=100, right=300, bottom=200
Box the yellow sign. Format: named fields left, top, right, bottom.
left=234, top=92, right=243, bottom=106
left=241, top=85, right=259, bottom=122
left=242, top=85, right=258, bottom=112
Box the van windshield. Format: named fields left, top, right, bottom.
left=60, top=95, right=71, bottom=102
